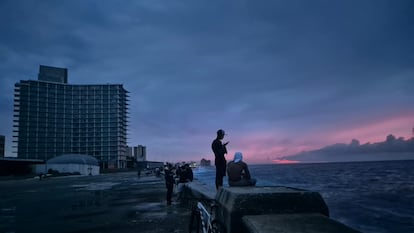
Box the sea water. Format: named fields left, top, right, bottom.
left=193, top=160, right=414, bottom=233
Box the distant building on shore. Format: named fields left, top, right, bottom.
left=200, top=158, right=211, bottom=166
left=126, top=145, right=147, bottom=168
left=0, top=135, right=5, bottom=157
left=13, top=65, right=129, bottom=169
left=130, top=145, right=147, bottom=162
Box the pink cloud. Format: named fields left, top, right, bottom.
left=228, top=132, right=290, bottom=163
left=328, top=113, right=414, bottom=144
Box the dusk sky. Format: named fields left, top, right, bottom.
left=1, top=1, right=413, bottom=164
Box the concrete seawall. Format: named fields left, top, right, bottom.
left=182, top=182, right=360, bottom=233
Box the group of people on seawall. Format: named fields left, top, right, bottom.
left=163, top=128, right=256, bottom=205
left=212, top=129, right=256, bottom=189
left=164, top=162, right=194, bottom=205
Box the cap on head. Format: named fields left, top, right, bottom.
left=217, top=129, right=225, bottom=137
left=234, top=152, right=243, bottom=163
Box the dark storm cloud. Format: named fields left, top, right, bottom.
left=0, top=0, right=413, bottom=161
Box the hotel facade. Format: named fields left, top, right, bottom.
left=13, top=65, right=129, bottom=168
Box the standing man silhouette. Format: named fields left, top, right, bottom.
left=212, top=129, right=229, bottom=190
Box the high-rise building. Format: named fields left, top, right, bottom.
left=0, top=135, right=5, bottom=157
left=13, top=65, right=129, bottom=168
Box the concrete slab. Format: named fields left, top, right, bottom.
left=215, top=186, right=330, bottom=233
left=219, top=186, right=303, bottom=194
left=242, top=213, right=361, bottom=233
left=181, top=181, right=216, bottom=200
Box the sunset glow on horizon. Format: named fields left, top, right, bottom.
left=223, top=112, right=414, bottom=164
left=272, top=159, right=301, bottom=164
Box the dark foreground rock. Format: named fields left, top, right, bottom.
left=0, top=172, right=191, bottom=233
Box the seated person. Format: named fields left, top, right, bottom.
left=227, top=152, right=256, bottom=186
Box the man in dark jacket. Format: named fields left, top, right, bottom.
left=178, top=164, right=193, bottom=183
left=227, top=152, right=256, bottom=186
left=175, top=163, right=193, bottom=201
left=211, top=129, right=228, bottom=190
left=164, top=163, right=175, bottom=205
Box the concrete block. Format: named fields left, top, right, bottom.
left=215, top=186, right=330, bottom=233
left=180, top=182, right=216, bottom=207
left=182, top=182, right=216, bottom=200
left=242, top=213, right=360, bottom=233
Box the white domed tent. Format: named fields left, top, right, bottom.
left=46, top=154, right=100, bottom=175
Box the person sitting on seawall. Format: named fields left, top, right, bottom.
left=227, top=152, right=256, bottom=186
